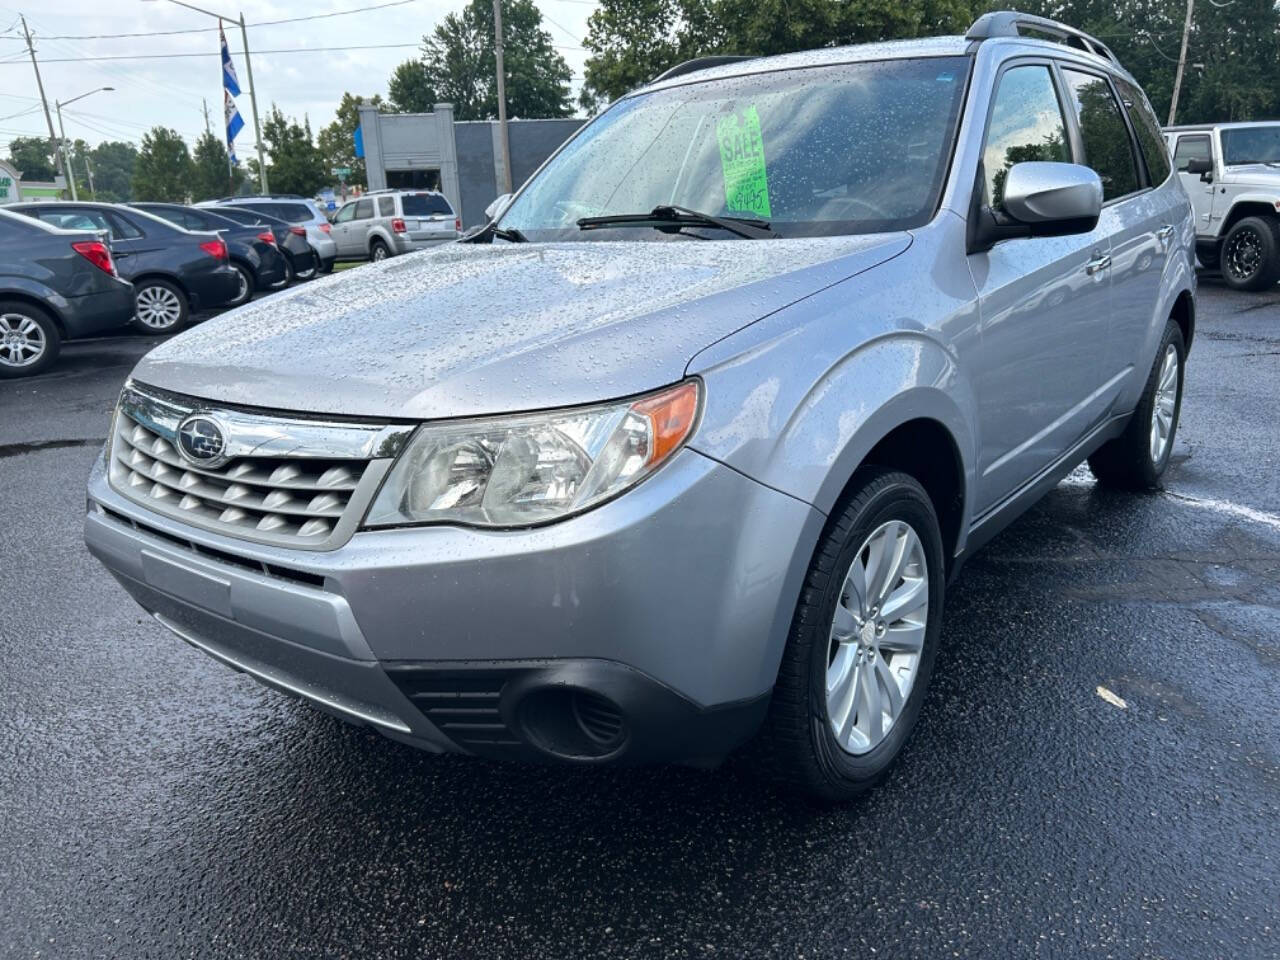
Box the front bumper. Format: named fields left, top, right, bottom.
left=85, top=447, right=822, bottom=764
left=61, top=282, right=136, bottom=338
left=187, top=265, right=242, bottom=310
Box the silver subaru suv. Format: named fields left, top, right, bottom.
left=86, top=12, right=1195, bottom=801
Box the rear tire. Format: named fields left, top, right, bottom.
left=752, top=467, right=945, bottom=802
left=370, top=239, right=390, bottom=262
left=1088, top=319, right=1185, bottom=490
left=271, top=258, right=294, bottom=289
left=1221, top=216, right=1280, bottom=291
left=294, top=254, right=317, bottom=281
left=131, top=279, right=189, bottom=335
left=0, top=301, right=60, bottom=378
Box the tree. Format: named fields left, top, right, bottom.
left=262, top=105, right=327, bottom=196
left=132, top=127, right=193, bottom=202
left=318, top=92, right=383, bottom=188
left=87, top=141, right=138, bottom=202
left=191, top=131, right=243, bottom=201
left=5, top=136, right=57, bottom=182
left=388, top=60, right=436, bottom=113
left=579, top=0, right=971, bottom=109
left=392, top=0, right=573, bottom=121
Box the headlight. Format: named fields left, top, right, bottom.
left=364, top=380, right=701, bottom=528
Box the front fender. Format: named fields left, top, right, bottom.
left=690, top=332, right=976, bottom=517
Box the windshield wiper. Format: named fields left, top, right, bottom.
left=461, top=221, right=529, bottom=244
left=577, top=204, right=775, bottom=239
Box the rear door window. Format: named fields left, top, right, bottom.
left=1114, top=77, right=1171, bottom=184
left=377, top=196, right=395, bottom=217
left=401, top=193, right=453, bottom=216
left=1061, top=69, right=1141, bottom=200
left=982, top=65, right=1072, bottom=213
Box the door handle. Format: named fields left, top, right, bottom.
left=1156, top=225, right=1175, bottom=242
left=1085, top=254, right=1112, bottom=275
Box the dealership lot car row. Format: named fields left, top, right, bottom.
left=66, top=10, right=1215, bottom=803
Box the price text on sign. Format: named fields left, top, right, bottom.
left=716, top=106, right=771, bottom=218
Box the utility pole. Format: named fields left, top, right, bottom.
left=1168, top=0, right=1195, bottom=125
left=84, top=153, right=96, bottom=199
left=19, top=15, right=66, bottom=190
left=202, top=98, right=213, bottom=136
left=236, top=13, right=268, bottom=194
left=492, top=0, right=512, bottom=194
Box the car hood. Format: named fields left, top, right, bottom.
left=1222, top=165, right=1280, bottom=187
left=133, top=235, right=909, bottom=420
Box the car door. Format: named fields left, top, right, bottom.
left=1060, top=68, right=1174, bottom=384
left=348, top=198, right=375, bottom=255
left=967, top=61, right=1114, bottom=515
left=1172, top=132, right=1215, bottom=237
left=331, top=201, right=357, bottom=255
left=1110, top=76, right=1184, bottom=369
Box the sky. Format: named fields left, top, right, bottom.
left=0, top=0, right=596, bottom=155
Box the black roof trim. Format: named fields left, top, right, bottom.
left=967, top=11, right=1119, bottom=66
left=650, top=55, right=757, bottom=85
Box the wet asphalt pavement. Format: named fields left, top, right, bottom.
left=1, top=281, right=1277, bottom=959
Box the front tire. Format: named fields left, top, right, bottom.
left=1221, top=216, right=1280, bottom=291
left=132, top=279, right=189, bottom=335
left=0, top=301, right=60, bottom=378
left=225, top=262, right=255, bottom=307
left=1088, top=319, right=1186, bottom=490
left=752, top=467, right=945, bottom=802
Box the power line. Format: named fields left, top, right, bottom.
left=19, top=0, right=422, bottom=41
left=0, top=41, right=585, bottom=63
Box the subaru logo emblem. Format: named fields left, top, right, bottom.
left=177, top=415, right=228, bottom=467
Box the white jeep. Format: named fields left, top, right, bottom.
left=1165, top=122, right=1280, bottom=290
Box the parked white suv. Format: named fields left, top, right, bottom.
left=1165, top=122, right=1280, bottom=289
left=330, top=190, right=461, bottom=262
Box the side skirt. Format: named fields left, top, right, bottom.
left=949, top=413, right=1130, bottom=583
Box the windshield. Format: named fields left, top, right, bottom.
left=499, top=56, right=970, bottom=241
left=1222, top=126, right=1280, bottom=166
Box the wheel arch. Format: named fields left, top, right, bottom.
left=1170, top=288, right=1195, bottom=354
left=0, top=290, right=66, bottom=337
left=1219, top=199, right=1280, bottom=237
left=130, top=271, right=190, bottom=302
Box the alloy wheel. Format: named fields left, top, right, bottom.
left=826, top=519, right=929, bottom=755
left=135, top=286, right=183, bottom=330
left=372, top=244, right=388, bottom=261
left=0, top=312, right=46, bottom=368
left=1150, top=343, right=1179, bottom=464
left=1225, top=227, right=1263, bottom=282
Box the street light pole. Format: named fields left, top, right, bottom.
left=142, top=0, right=269, bottom=193
left=54, top=87, right=114, bottom=201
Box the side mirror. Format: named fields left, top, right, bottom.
left=484, top=193, right=513, bottom=221
left=1185, top=157, right=1213, bottom=182
left=969, top=162, right=1103, bottom=253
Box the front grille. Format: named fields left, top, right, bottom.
left=112, top=415, right=360, bottom=540
left=106, top=382, right=414, bottom=550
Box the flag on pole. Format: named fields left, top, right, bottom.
left=225, top=89, right=244, bottom=165
left=220, top=25, right=242, bottom=97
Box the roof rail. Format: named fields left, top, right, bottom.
left=651, top=55, right=756, bottom=84
left=966, top=11, right=1119, bottom=65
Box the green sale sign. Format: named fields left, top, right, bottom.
left=716, top=105, right=771, bottom=218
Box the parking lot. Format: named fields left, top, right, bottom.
left=0, top=279, right=1276, bottom=958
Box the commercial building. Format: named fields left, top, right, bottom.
left=356, top=102, right=583, bottom=228
left=0, top=159, right=65, bottom=203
